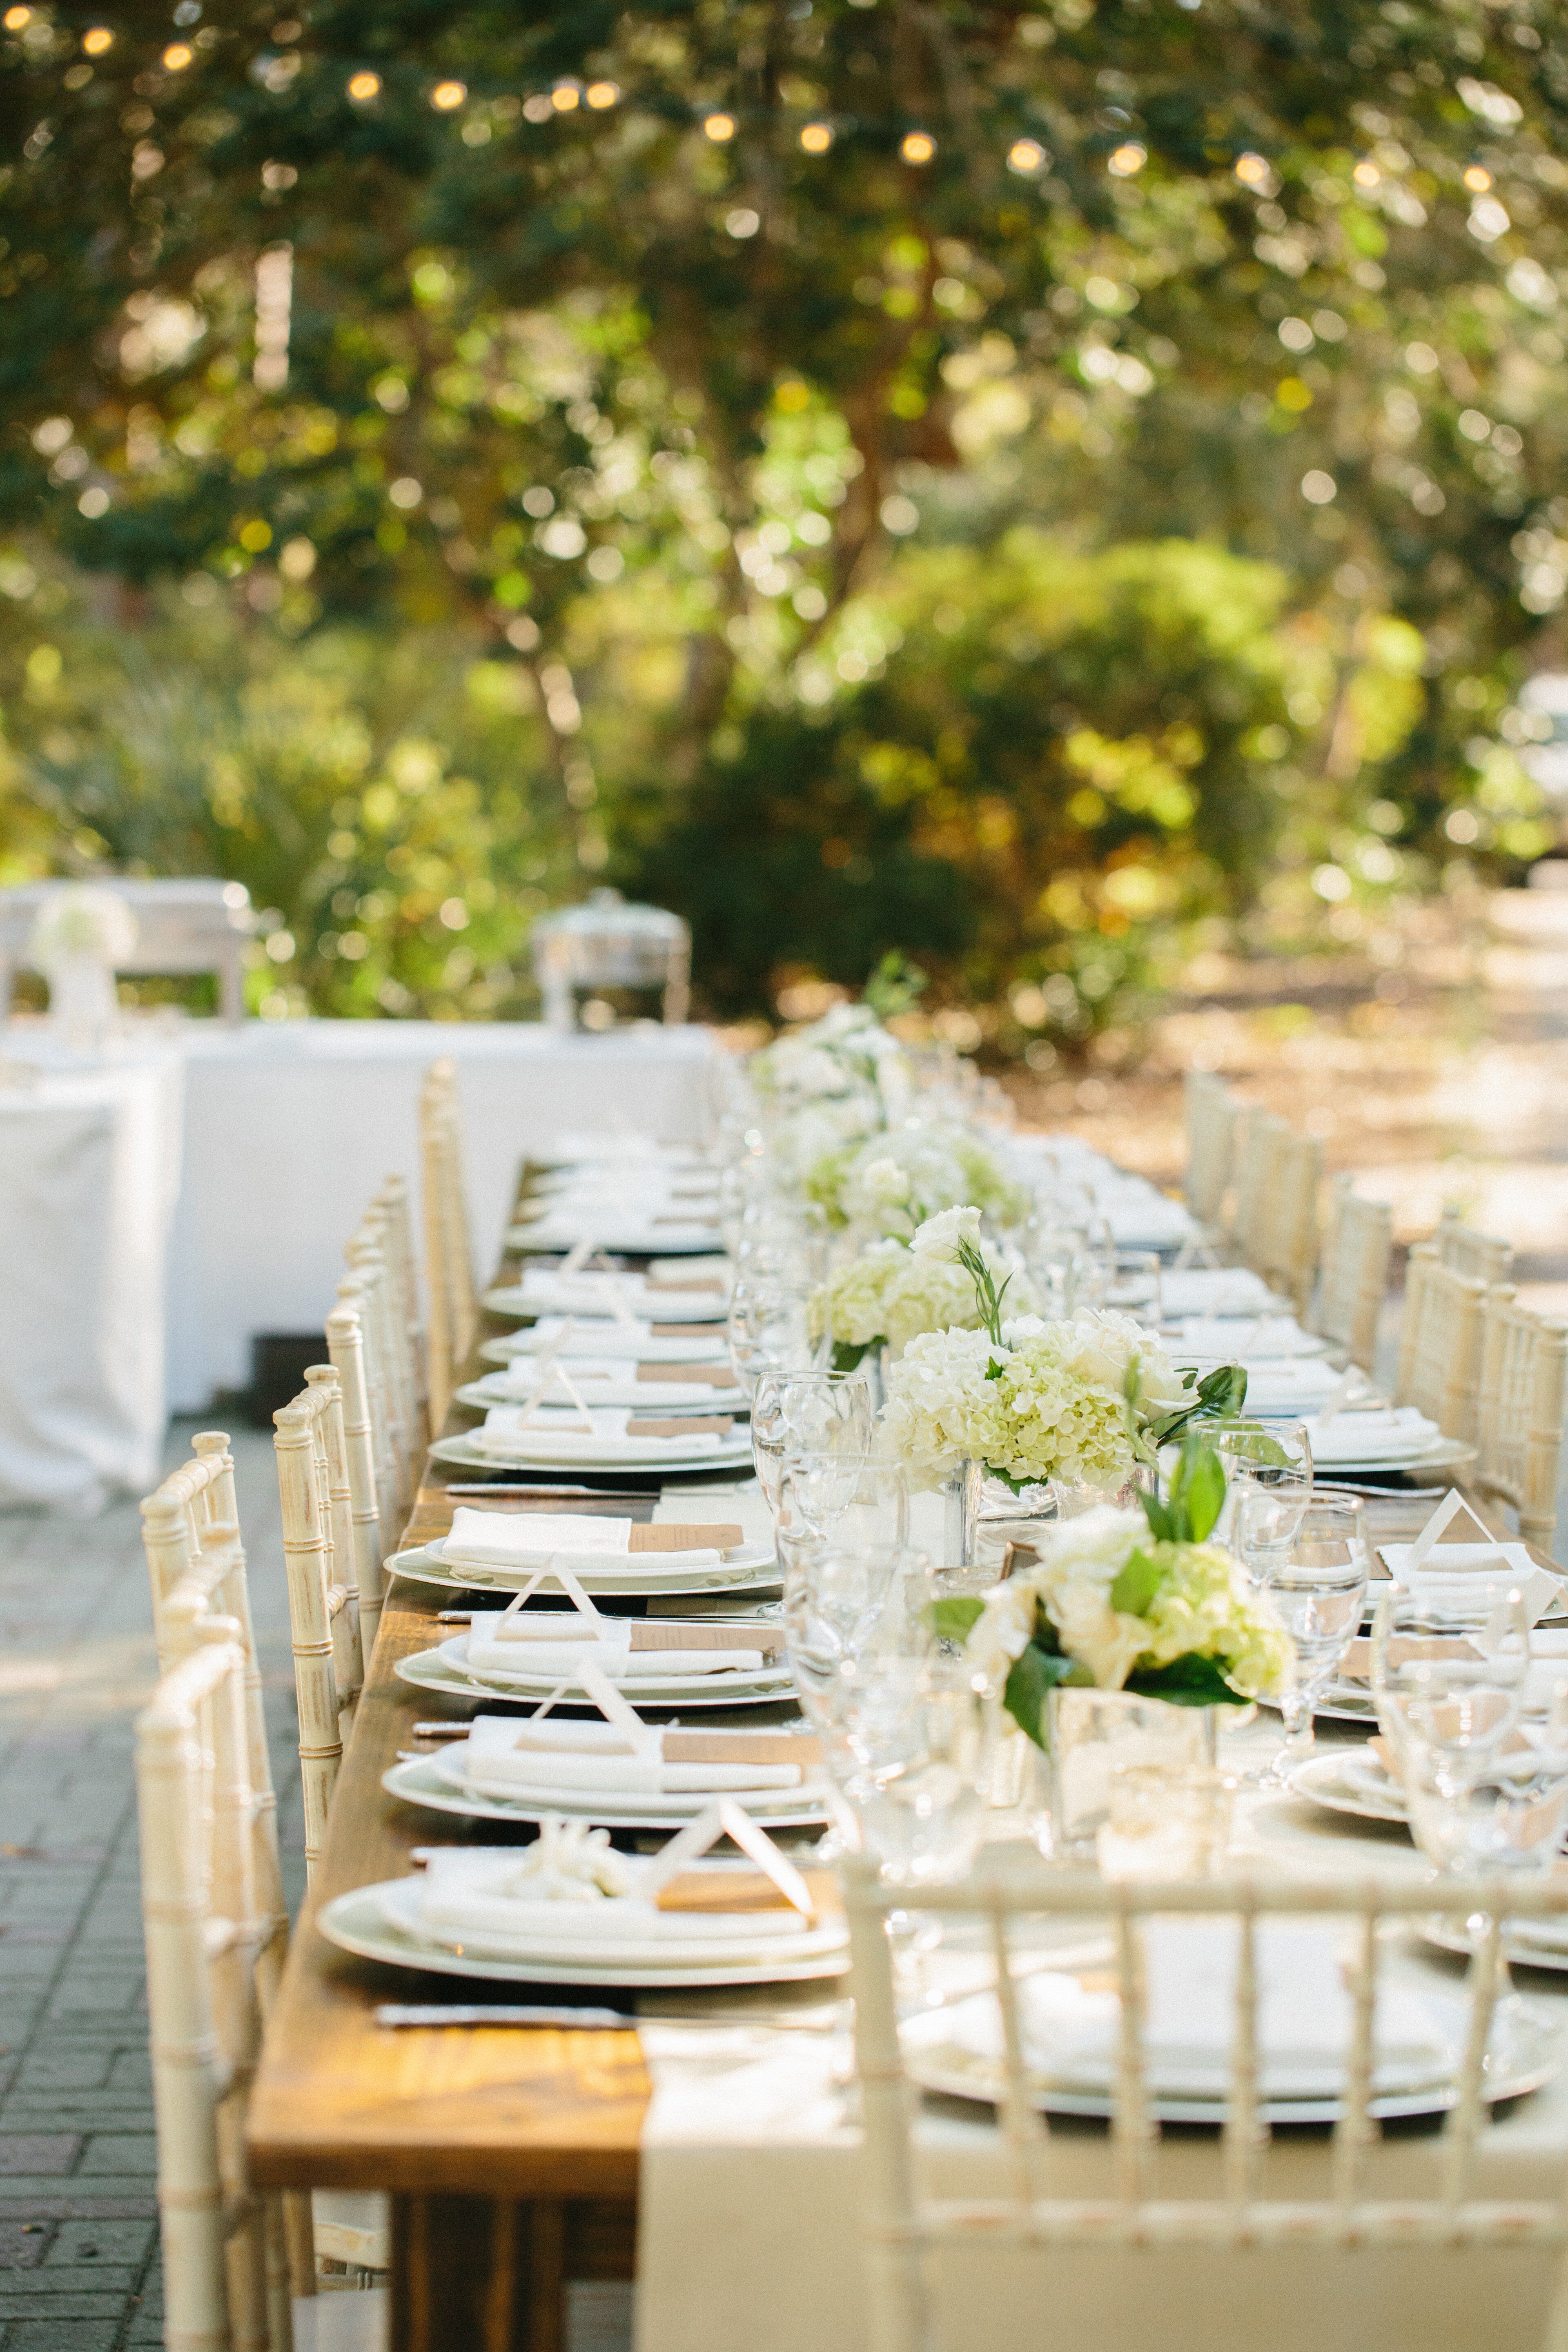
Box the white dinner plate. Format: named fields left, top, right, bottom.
left=318, top=1879, right=848, bottom=1989
left=428, top=1432, right=756, bottom=1477
left=394, top=1642, right=797, bottom=1711
left=1423, top=1917, right=1568, bottom=1976
left=375, top=1878, right=846, bottom=1973
left=480, top=1336, right=731, bottom=1368
left=1305, top=1436, right=1476, bottom=1481
left=482, top=1285, right=730, bottom=1324
left=384, top=1540, right=782, bottom=1602
left=1286, top=1751, right=1410, bottom=1827
left=904, top=1987, right=1556, bottom=2123
left=381, top=1751, right=829, bottom=1831
left=509, top=1227, right=724, bottom=1257
left=453, top=1379, right=747, bottom=1416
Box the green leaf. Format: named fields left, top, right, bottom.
left=1140, top=1490, right=1175, bottom=1542
left=1126, top=1654, right=1246, bottom=1707
left=831, top=1338, right=873, bottom=1373
left=1003, top=1643, right=1077, bottom=1748
left=1195, top=1364, right=1249, bottom=1418
left=1183, top=1445, right=1227, bottom=1543
left=928, top=1595, right=985, bottom=1643
left=1109, top=1546, right=1163, bottom=1617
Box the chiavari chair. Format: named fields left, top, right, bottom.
left=1224, top=1105, right=1278, bottom=1267
left=136, top=1599, right=387, bottom=2344
left=1231, top=1114, right=1321, bottom=1315
left=322, top=1301, right=388, bottom=1672
left=1436, top=1206, right=1515, bottom=1287
left=1395, top=1243, right=1487, bottom=1441
left=373, top=1170, right=429, bottom=1451
left=1474, top=1285, right=1568, bottom=1554
left=420, top=1057, right=477, bottom=1427
left=272, top=1375, right=363, bottom=1882
left=343, top=1221, right=415, bottom=1520
left=1311, top=1178, right=1393, bottom=1371
left=845, top=1853, right=1568, bottom=2352
left=1182, top=1068, right=1239, bottom=1233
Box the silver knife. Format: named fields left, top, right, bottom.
left=375, top=2002, right=636, bottom=2030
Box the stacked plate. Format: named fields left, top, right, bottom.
left=386, top=1507, right=779, bottom=1602
left=481, top=1320, right=731, bottom=1367
left=397, top=1608, right=795, bottom=1711
left=483, top=1270, right=729, bottom=1323
left=383, top=1714, right=828, bottom=1831
left=430, top=1407, right=754, bottom=1477
left=455, top=1363, right=746, bottom=1414
left=320, top=1848, right=848, bottom=1989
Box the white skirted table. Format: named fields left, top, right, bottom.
left=0, top=1058, right=183, bottom=1508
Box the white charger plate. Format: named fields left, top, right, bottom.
left=318, top=1880, right=848, bottom=1989
left=904, top=1986, right=1556, bottom=2123
left=429, top=1432, right=755, bottom=1477
left=482, top=1285, right=729, bottom=1324
left=394, top=1641, right=796, bottom=1711
left=381, top=1751, right=828, bottom=1831
left=480, top=1336, right=731, bottom=1367
left=375, top=1878, right=846, bottom=1973
left=509, top=1228, right=724, bottom=1258
left=388, top=1533, right=777, bottom=1596
left=1423, top=1917, right=1568, bottom=1976
left=1305, top=1436, right=1475, bottom=1481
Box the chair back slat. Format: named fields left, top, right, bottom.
left=1183, top=1071, right=1238, bottom=1229
left=374, top=1172, right=429, bottom=1449
left=1111, top=1904, right=1154, bottom=2209
left=1437, top=1208, right=1514, bottom=1287
left=1330, top=1907, right=1380, bottom=2212
left=1313, top=1179, right=1393, bottom=1370
left=1221, top=1901, right=1264, bottom=2209
left=420, top=1060, right=477, bottom=1425
left=273, top=1381, right=361, bottom=1878
left=1396, top=1245, right=1487, bottom=1439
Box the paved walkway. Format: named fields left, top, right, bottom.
left=0, top=1424, right=304, bottom=2352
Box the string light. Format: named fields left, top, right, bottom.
left=1107, top=141, right=1146, bottom=176
left=551, top=80, right=579, bottom=110
left=347, top=70, right=381, bottom=100
left=900, top=129, right=935, bottom=163
left=1008, top=138, right=1045, bottom=175
left=162, top=41, right=193, bottom=69
left=800, top=120, right=832, bottom=152
left=1464, top=164, right=1492, bottom=192
left=83, top=25, right=112, bottom=51
left=2, top=7, right=30, bottom=26
left=585, top=81, right=619, bottom=109
left=431, top=80, right=466, bottom=110
left=703, top=111, right=735, bottom=141
left=1352, top=158, right=1380, bottom=188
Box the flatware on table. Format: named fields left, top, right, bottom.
left=376, top=2003, right=637, bottom=2031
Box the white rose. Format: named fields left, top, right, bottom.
left=910, top=1205, right=983, bottom=1261
left=1066, top=1309, right=1189, bottom=1410
left=1049, top=1578, right=1148, bottom=1691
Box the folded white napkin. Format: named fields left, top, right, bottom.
left=946, top=1920, right=1454, bottom=2098
left=506, top=1271, right=725, bottom=1322
left=1239, top=1361, right=1374, bottom=1416
left=1303, top=1405, right=1442, bottom=1464
left=454, top=1715, right=805, bottom=1794
left=502, top=1317, right=728, bottom=1363
left=1162, top=1268, right=1280, bottom=1317
left=405, top=1847, right=810, bottom=1949
left=1105, top=1199, right=1194, bottom=1247
left=472, top=1407, right=731, bottom=1463
left=440, top=1508, right=725, bottom=1577
left=459, top=1613, right=764, bottom=1679
left=1173, top=1316, right=1324, bottom=1360
left=473, top=1363, right=740, bottom=1409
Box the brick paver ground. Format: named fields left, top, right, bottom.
left=0, top=1422, right=307, bottom=2350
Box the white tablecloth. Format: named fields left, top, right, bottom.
left=633, top=1719, right=1568, bottom=2352
left=0, top=1060, right=183, bottom=1507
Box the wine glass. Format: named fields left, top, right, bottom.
left=1210, top=1417, right=1312, bottom=1545
left=726, top=1277, right=818, bottom=1398
left=1371, top=1585, right=1534, bottom=1862
left=1252, top=1494, right=1369, bottom=1785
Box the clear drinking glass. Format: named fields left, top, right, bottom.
left=1211, top=1417, right=1312, bottom=1544
left=1253, top=1494, right=1368, bottom=1785
left=726, top=1278, right=819, bottom=1397
left=1371, top=1584, right=1535, bottom=1868
left=775, top=1451, right=909, bottom=1561
left=1234, top=1477, right=1316, bottom=1584
left=751, top=1370, right=875, bottom=1513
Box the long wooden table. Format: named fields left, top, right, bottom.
left=248, top=1206, right=1559, bottom=2352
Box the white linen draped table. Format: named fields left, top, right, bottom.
left=4, top=1017, right=726, bottom=1409
left=633, top=1712, right=1568, bottom=2352
left=0, top=1058, right=183, bottom=1507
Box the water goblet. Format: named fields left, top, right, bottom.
left=1252, top=1494, right=1368, bottom=1786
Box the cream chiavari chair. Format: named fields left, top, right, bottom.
left=323, top=1301, right=387, bottom=1673
left=343, top=1223, right=414, bottom=1519
left=1474, top=1285, right=1568, bottom=1554
left=272, top=1376, right=363, bottom=1882
left=844, top=1854, right=1568, bottom=2352
left=373, top=1171, right=429, bottom=1451
left=1229, top=1113, right=1321, bottom=1314
left=1224, top=1105, right=1278, bottom=1267
left=334, top=1267, right=400, bottom=1556
left=137, top=1602, right=388, bottom=2343
left=1311, top=1177, right=1393, bottom=1371
left=1182, top=1068, right=1239, bottom=1232
left=1437, top=1206, right=1515, bottom=1287
left=1395, top=1243, right=1487, bottom=1440
left=138, top=1612, right=295, bottom=2352
left=420, top=1057, right=477, bottom=1427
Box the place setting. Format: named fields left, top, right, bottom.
left=385, top=1501, right=781, bottom=1601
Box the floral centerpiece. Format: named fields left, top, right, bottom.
left=809, top=1225, right=1040, bottom=1370
left=750, top=1000, right=914, bottom=1183
left=879, top=1210, right=1245, bottom=1497
left=804, top=1128, right=1029, bottom=1240
left=932, top=1439, right=1293, bottom=1746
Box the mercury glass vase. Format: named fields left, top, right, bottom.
left=940, top=1459, right=1059, bottom=1586
left=1045, top=1686, right=1218, bottom=1860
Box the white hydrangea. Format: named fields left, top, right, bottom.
left=807, top=1126, right=1027, bottom=1238
left=813, top=1234, right=1039, bottom=1363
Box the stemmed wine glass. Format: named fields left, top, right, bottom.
left=1250, top=1494, right=1368, bottom=1786
left=750, top=1370, right=875, bottom=1513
